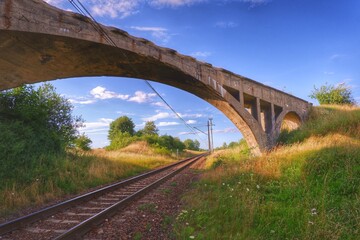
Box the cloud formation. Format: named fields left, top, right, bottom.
left=80, top=118, right=113, bottom=133
left=128, top=91, right=157, bottom=103
left=191, top=51, right=212, bottom=58
left=68, top=97, right=96, bottom=105
left=149, top=0, right=205, bottom=8
left=143, top=112, right=171, bottom=121
left=90, top=0, right=141, bottom=18
left=186, top=120, right=197, bottom=124
left=158, top=121, right=180, bottom=127
left=90, top=86, right=129, bottom=100
left=131, top=26, right=171, bottom=44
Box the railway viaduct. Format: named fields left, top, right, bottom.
left=0, top=0, right=312, bottom=155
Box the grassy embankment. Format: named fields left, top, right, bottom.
left=0, top=141, right=197, bottom=218
left=175, top=105, right=360, bottom=239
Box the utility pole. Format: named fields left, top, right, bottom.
left=207, top=118, right=214, bottom=152
left=209, top=118, right=214, bottom=152
left=207, top=119, right=211, bottom=152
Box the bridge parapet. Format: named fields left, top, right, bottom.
left=0, top=0, right=311, bottom=155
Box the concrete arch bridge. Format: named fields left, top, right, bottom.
left=0, top=0, right=312, bottom=155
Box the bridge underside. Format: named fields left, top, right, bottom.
left=0, top=0, right=311, bottom=155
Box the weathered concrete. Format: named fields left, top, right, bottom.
left=0, top=0, right=312, bottom=155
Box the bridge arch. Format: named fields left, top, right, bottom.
left=0, top=0, right=311, bottom=155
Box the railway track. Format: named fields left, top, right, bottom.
left=0, top=154, right=206, bottom=240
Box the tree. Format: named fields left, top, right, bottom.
left=74, top=133, right=92, bottom=151
left=309, top=83, right=355, bottom=105
left=138, top=121, right=158, bottom=136
left=108, top=116, right=135, bottom=140
left=0, top=84, right=82, bottom=151
left=184, top=139, right=200, bottom=151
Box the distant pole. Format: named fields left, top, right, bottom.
left=207, top=119, right=212, bottom=152
left=209, top=118, right=214, bottom=152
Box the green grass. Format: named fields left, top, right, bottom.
left=175, top=105, right=360, bottom=239
left=0, top=146, right=179, bottom=218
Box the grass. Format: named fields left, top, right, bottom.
left=0, top=141, right=193, bottom=219
left=175, top=105, right=360, bottom=239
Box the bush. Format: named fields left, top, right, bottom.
left=309, top=82, right=355, bottom=105
left=106, top=132, right=137, bottom=150
left=74, top=133, right=92, bottom=151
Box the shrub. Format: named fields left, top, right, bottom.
left=74, top=133, right=92, bottom=151
left=309, top=82, right=355, bottom=105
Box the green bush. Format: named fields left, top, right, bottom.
left=74, top=133, right=92, bottom=151
left=0, top=84, right=81, bottom=182
left=309, top=82, right=355, bottom=105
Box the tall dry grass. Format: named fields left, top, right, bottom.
left=0, top=141, right=177, bottom=219
left=176, top=105, right=360, bottom=239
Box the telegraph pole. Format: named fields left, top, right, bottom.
left=209, top=118, right=214, bottom=152
left=207, top=118, right=214, bottom=152
left=207, top=119, right=211, bottom=152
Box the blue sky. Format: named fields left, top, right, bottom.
left=44, top=0, right=360, bottom=149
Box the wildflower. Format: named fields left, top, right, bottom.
left=222, top=183, right=225, bottom=186
left=308, top=221, right=314, bottom=225
left=270, top=230, right=275, bottom=234
left=230, top=195, right=232, bottom=198
left=189, top=236, right=195, bottom=239
left=246, top=188, right=250, bottom=192
left=238, top=181, right=241, bottom=184
left=230, top=188, right=234, bottom=191
left=186, top=222, right=189, bottom=225
left=256, top=185, right=260, bottom=189
left=311, top=208, right=317, bottom=216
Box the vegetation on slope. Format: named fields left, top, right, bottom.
left=175, top=105, right=360, bottom=239
left=0, top=84, right=199, bottom=219
left=0, top=142, right=181, bottom=219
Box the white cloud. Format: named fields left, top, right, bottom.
left=186, top=120, right=197, bottom=124
left=80, top=118, right=113, bottom=131
left=44, top=0, right=64, bottom=7
left=215, top=21, right=238, bottom=28
left=239, top=0, right=270, bottom=7
left=151, top=101, right=169, bottom=109
left=90, top=86, right=129, bottom=100
left=90, top=0, right=141, bottom=19
left=67, top=95, right=97, bottom=105
left=143, top=112, right=171, bottom=121
left=179, top=113, right=204, bottom=118
left=158, top=121, right=180, bottom=127
left=149, top=0, right=205, bottom=8
left=128, top=91, right=157, bottom=103
left=130, top=26, right=171, bottom=44
left=178, top=130, right=199, bottom=135
left=191, top=51, right=212, bottom=58
left=324, top=71, right=334, bottom=75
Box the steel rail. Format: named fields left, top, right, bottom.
left=55, top=154, right=205, bottom=240
left=0, top=153, right=206, bottom=236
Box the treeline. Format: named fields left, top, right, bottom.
left=106, top=116, right=201, bottom=153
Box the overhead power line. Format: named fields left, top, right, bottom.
left=67, top=0, right=206, bottom=143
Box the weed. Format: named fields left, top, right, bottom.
left=138, top=203, right=157, bottom=213
left=133, top=232, right=142, bottom=240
